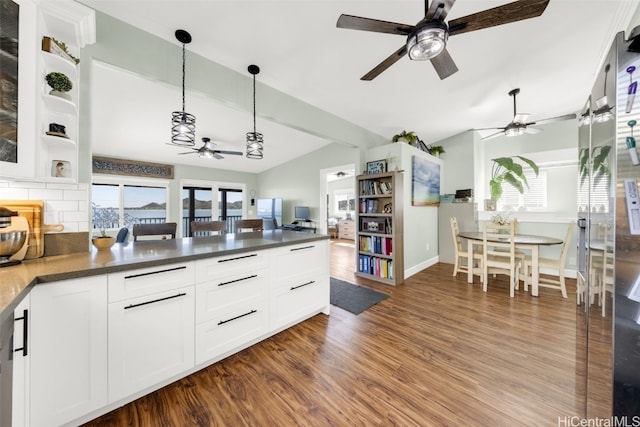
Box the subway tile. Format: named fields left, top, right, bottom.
left=63, top=189, right=88, bottom=201
left=0, top=188, right=29, bottom=199
left=10, top=181, right=46, bottom=189
left=29, top=189, right=63, bottom=200
left=0, top=182, right=9, bottom=188
left=45, top=200, right=78, bottom=212
left=62, top=211, right=87, bottom=222
left=78, top=221, right=89, bottom=232
left=77, top=183, right=88, bottom=190
left=46, top=182, right=79, bottom=190
left=59, top=222, right=79, bottom=232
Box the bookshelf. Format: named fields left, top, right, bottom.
left=355, top=171, right=404, bottom=285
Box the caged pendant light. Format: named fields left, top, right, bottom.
left=170, top=29, right=196, bottom=147
left=246, top=64, right=263, bottom=159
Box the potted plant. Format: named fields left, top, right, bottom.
left=91, top=204, right=119, bottom=250
left=392, top=130, right=419, bottom=146
left=50, top=37, right=80, bottom=64
left=489, top=155, right=539, bottom=202
left=428, top=145, right=445, bottom=157
left=45, top=72, right=73, bottom=100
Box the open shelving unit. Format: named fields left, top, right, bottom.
left=355, top=171, right=404, bottom=285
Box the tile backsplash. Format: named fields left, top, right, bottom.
left=0, top=180, right=89, bottom=232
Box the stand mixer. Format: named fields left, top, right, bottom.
left=0, top=206, right=27, bottom=267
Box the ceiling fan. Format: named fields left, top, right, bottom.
left=336, top=0, right=550, bottom=81
left=476, top=88, right=577, bottom=140
left=178, top=137, right=243, bottom=159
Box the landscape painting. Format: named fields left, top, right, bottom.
left=0, top=0, right=19, bottom=164
left=411, top=155, right=440, bottom=206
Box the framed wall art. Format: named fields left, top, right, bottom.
left=411, top=155, right=440, bottom=206
left=366, top=159, right=387, bottom=174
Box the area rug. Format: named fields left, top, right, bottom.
left=330, top=277, right=389, bottom=315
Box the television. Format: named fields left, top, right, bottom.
left=256, top=198, right=283, bottom=227
left=294, top=206, right=310, bottom=221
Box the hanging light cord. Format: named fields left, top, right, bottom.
left=181, top=42, right=186, bottom=113
left=252, top=73, right=256, bottom=134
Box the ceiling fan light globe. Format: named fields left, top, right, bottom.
left=199, top=150, right=214, bottom=159
left=505, top=126, right=525, bottom=137
left=407, top=25, right=447, bottom=61
left=594, top=110, right=613, bottom=123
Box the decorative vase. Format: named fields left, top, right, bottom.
left=49, top=90, right=72, bottom=101
left=92, top=236, right=115, bottom=251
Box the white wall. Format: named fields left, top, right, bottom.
left=327, top=177, right=355, bottom=220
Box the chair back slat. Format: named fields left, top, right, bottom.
left=133, top=223, right=177, bottom=241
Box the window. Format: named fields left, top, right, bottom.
left=497, top=170, right=548, bottom=211
left=183, top=186, right=213, bottom=237
left=218, top=188, right=243, bottom=232
left=91, top=181, right=169, bottom=232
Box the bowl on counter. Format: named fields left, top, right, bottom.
left=0, top=230, right=27, bottom=267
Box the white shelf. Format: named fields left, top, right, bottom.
left=42, top=93, right=77, bottom=115
left=42, top=134, right=76, bottom=147
left=41, top=50, right=77, bottom=77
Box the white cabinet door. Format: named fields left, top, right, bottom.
left=11, top=295, right=30, bottom=427
left=108, top=286, right=195, bottom=402
left=29, top=276, right=108, bottom=427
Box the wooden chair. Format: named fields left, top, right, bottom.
left=115, top=227, right=129, bottom=243
left=190, top=220, right=226, bottom=236
left=521, top=222, right=574, bottom=299
left=482, top=221, right=521, bottom=297
left=235, top=219, right=263, bottom=232
left=132, top=222, right=177, bottom=241
left=450, top=217, right=482, bottom=279
left=589, top=223, right=614, bottom=315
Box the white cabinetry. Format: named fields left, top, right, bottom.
left=271, top=241, right=330, bottom=329
left=11, top=295, right=30, bottom=427
left=195, top=252, right=269, bottom=364
left=29, top=276, right=108, bottom=427
left=107, top=262, right=195, bottom=402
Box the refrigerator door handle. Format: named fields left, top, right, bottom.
left=577, top=217, right=588, bottom=275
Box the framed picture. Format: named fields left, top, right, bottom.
left=366, top=159, right=387, bottom=174
left=411, top=155, right=440, bottom=206
left=51, top=160, right=71, bottom=178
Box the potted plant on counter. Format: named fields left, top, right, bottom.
left=91, top=203, right=119, bottom=250
left=45, top=72, right=73, bottom=101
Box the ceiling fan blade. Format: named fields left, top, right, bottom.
left=336, top=14, right=414, bottom=36
left=213, top=153, right=224, bottom=159
left=215, top=150, right=243, bottom=156
left=430, top=48, right=458, bottom=80
left=448, top=0, right=550, bottom=36
left=425, top=0, right=456, bottom=21
left=177, top=151, right=196, bottom=155
left=474, top=126, right=506, bottom=131
left=361, top=45, right=408, bottom=81
left=513, top=113, right=530, bottom=123
left=524, top=127, right=542, bottom=135
left=481, top=131, right=507, bottom=141
left=528, top=113, right=577, bottom=126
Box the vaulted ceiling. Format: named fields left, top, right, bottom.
left=80, top=0, right=638, bottom=173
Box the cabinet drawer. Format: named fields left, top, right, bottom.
left=272, top=241, right=326, bottom=280
left=108, top=262, right=195, bottom=303
left=196, top=251, right=268, bottom=282
left=195, top=298, right=267, bottom=365
left=271, top=272, right=328, bottom=330
left=196, top=270, right=267, bottom=322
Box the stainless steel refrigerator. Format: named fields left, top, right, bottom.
left=577, top=26, right=640, bottom=418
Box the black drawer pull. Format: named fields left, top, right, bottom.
left=218, top=309, right=257, bottom=325
left=290, top=245, right=315, bottom=252
left=124, top=266, right=187, bottom=280
left=14, top=309, right=28, bottom=356
left=291, top=280, right=315, bottom=290
left=218, top=274, right=258, bottom=287
left=218, top=253, right=258, bottom=263
left=124, top=292, right=187, bottom=310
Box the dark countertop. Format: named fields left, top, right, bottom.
left=0, top=230, right=329, bottom=323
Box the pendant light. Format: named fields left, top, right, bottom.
left=246, top=64, right=263, bottom=159
left=170, top=29, right=196, bottom=147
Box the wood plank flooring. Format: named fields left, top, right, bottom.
left=84, top=238, right=603, bottom=426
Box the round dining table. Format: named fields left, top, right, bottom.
left=457, top=231, right=563, bottom=296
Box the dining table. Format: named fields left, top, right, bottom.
left=457, top=231, right=563, bottom=297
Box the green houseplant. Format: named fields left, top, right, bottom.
left=579, top=145, right=611, bottom=189
left=45, top=72, right=73, bottom=100
left=489, top=155, right=539, bottom=202
left=392, top=131, right=419, bottom=146
left=428, top=145, right=445, bottom=156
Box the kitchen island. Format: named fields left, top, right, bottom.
left=1, top=230, right=330, bottom=426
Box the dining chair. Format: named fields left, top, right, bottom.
left=115, top=227, right=129, bottom=243
left=482, top=221, right=521, bottom=297
left=450, top=217, right=483, bottom=279
left=190, top=220, right=227, bottom=236
left=589, top=223, right=614, bottom=316
left=235, top=219, right=264, bottom=232
left=521, top=222, right=574, bottom=299
left=132, top=222, right=177, bottom=241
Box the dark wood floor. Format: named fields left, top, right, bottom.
left=84, top=238, right=606, bottom=426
